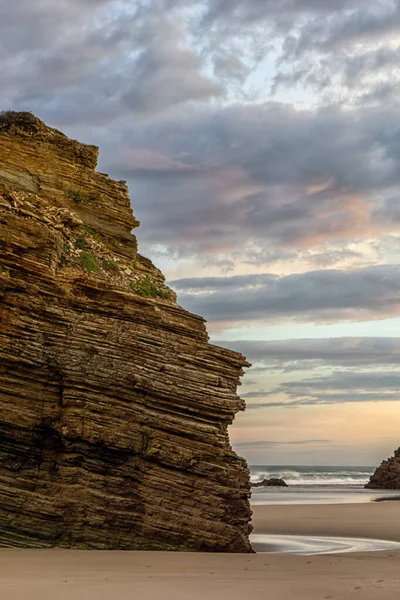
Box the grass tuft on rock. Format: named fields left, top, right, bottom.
left=68, top=190, right=98, bottom=204
left=68, top=190, right=85, bottom=204
left=102, top=259, right=119, bottom=274
left=130, top=276, right=171, bottom=299
left=81, top=225, right=98, bottom=239
left=75, top=237, right=86, bottom=249
left=80, top=252, right=101, bottom=273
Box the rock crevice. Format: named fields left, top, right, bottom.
left=0, top=112, right=252, bottom=552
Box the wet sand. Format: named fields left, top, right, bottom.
left=251, top=533, right=400, bottom=554
left=252, top=501, right=400, bottom=543
left=1, top=501, right=400, bottom=600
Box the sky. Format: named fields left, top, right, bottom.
left=2, top=0, right=400, bottom=465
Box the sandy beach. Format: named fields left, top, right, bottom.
left=1, top=501, right=400, bottom=600
left=252, top=501, right=400, bottom=542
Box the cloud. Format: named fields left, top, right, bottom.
left=97, top=100, right=400, bottom=262
left=4, top=0, right=400, bottom=126
left=0, top=0, right=222, bottom=122
left=213, top=52, right=250, bottom=82
left=122, top=13, right=223, bottom=113
left=202, top=0, right=400, bottom=104
left=3, top=1, right=400, bottom=266
left=245, top=370, right=400, bottom=409
left=170, top=265, right=400, bottom=324
left=217, top=337, right=400, bottom=371
left=201, top=0, right=355, bottom=31
left=278, top=371, right=400, bottom=393
left=232, top=338, right=400, bottom=411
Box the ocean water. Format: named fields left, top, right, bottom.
left=249, top=465, right=400, bottom=505
left=250, top=464, right=374, bottom=486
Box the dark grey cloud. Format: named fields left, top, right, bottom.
left=283, top=3, right=400, bottom=57
left=0, top=0, right=138, bottom=119
left=99, top=101, right=400, bottom=260
left=122, top=13, right=223, bottom=113
left=277, top=371, right=400, bottom=394
left=213, top=52, right=250, bottom=82
left=0, top=0, right=222, bottom=121
left=202, top=0, right=355, bottom=26
left=344, top=46, right=400, bottom=88
left=2, top=0, right=400, bottom=265
left=232, top=337, right=400, bottom=411
left=216, top=337, right=400, bottom=371
left=170, top=265, right=400, bottom=324
left=201, top=0, right=400, bottom=102
left=245, top=370, right=400, bottom=409
left=3, top=0, right=400, bottom=128
left=278, top=7, right=400, bottom=105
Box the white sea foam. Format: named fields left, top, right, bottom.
left=248, top=465, right=400, bottom=505
left=249, top=465, right=373, bottom=487
left=251, top=534, right=400, bottom=555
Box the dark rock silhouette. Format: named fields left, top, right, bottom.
left=252, top=478, right=288, bottom=488
left=365, top=448, right=400, bottom=490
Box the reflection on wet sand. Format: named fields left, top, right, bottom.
left=251, top=533, right=400, bottom=555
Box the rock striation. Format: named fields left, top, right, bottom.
left=0, top=112, right=252, bottom=552
left=365, top=448, right=400, bottom=490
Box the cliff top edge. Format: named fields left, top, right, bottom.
left=0, top=111, right=99, bottom=170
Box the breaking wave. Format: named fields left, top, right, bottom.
left=249, top=465, right=374, bottom=487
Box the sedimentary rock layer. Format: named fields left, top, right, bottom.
left=365, top=449, right=400, bottom=490
left=0, top=112, right=252, bottom=552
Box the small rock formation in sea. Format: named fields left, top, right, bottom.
left=0, top=112, right=253, bottom=552
left=252, top=478, right=288, bottom=488
left=365, top=448, right=400, bottom=490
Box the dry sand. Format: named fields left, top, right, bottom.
left=1, top=501, right=400, bottom=600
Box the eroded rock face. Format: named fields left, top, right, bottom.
left=0, top=112, right=252, bottom=552
left=365, top=449, right=400, bottom=490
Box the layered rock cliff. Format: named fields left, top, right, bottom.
left=365, top=448, right=400, bottom=490
left=0, top=112, right=252, bottom=552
